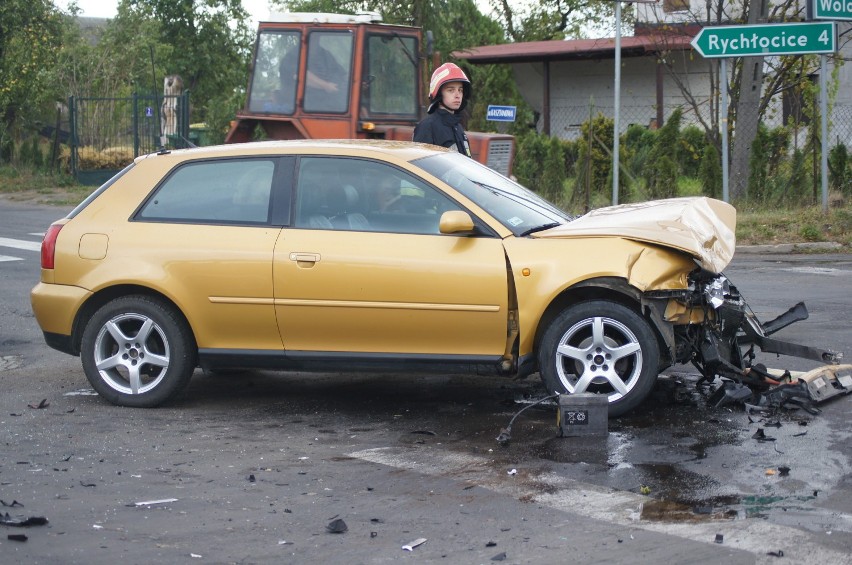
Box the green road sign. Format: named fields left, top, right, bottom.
left=691, top=21, right=837, bottom=58
left=812, top=0, right=852, bottom=21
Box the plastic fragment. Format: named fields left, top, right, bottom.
left=190, top=554, right=202, bottom=558
left=402, top=537, right=427, bottom=551
left=134, top=498, right=178, bottom=506
left=765, top=469, right=776, bottom=476
left=486, top=541, right=497, bottom=547
left=326, top=518, right=348, bottom=534
left=491, top=552, right=507, bottom=561
left=507, top=469, right=517, bottom=476
left=778, top=466, right=791, bottom=476
left=714, top=533, right=723, bottom=544
left=7, top=534, right=28, bottom=542
left=767, top=550, right=785, bottom=557
left=28, top=399, right=49, bottom=409
left=0, top=513, right=48, bottom=527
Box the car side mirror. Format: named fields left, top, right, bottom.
left=439, top=210, right=476, bottom=234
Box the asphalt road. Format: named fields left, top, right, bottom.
left=2, top=199, right=851, bottom=564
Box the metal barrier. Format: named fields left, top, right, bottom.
left=68, top=92, right=190, bottom=185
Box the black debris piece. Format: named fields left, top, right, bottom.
left=7, top=534, right=28, bottom=542
left=491, top=552, right=507, bottom=561
left=79, top=481, right=96, bottom=487
left=778, top=466, right=791, bottom=476
left=370, top=531, right=377, bottom=538
left=752, top=429, right=776, bottom=442
left=767, top=550, right=785, bottom=557
left=486, top=541, right=497, bottom=547
left=0, top=500, right=23, bottom=508
left=0, top=514, right=48, bottom=527
left=792, top=431, right=808, bottom=437
left=326, top=518, right=348, bottom=534
left=411, top=430, right=437, bottom=436
left=714, top=533, right=724, bottom=544
left=28, top=399, right=49, bottom=409
left=370, top=518, right=384, bottom=524
left=67, top=408, right=76, bottom=413
left=709, top=383, right=752, bottom=408
left=284, top=509, right=292, bottom=513
left=248, top=474, right=256, bottom=483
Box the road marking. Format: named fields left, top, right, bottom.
left=350, top=446, right=852, bottom=563
left=0, top=237, right=41, bottom=252
left=0, top=254, right=23, bottom=262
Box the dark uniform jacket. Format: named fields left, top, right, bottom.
left=413, top=110, right=471, bottom=157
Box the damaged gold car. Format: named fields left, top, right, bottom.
left=31, top=140, right=845, bottom=415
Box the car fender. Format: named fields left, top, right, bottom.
left=503, top=236, right=694, bottom=357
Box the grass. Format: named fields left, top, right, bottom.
left=735, top=201, right=852, bottom=248
left=0, top=164, right=92, bottom=205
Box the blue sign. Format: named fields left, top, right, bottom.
left=145, top=107, right=153, bottom=117
left=486, top=105, right=516, bottom=122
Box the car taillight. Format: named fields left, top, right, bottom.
left=41, top=223, right=64, bottom=270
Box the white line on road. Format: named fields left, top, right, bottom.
left=0, top=254, right=23, bottom=262
left=350, top=446, right=852, bottom=564
left=0, top=237, right=41, bottom=252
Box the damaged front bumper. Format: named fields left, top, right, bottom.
left=670, top=271, right=847, bottom=411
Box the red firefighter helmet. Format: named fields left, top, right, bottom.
left=427, top=62, right=471, bottom=114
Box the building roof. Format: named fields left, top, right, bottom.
left=452, top=33, right=695, bottom=64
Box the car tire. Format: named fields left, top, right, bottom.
left=80, top=295, right=197, bottom=407
left=538, top=300, right=660, bottom=418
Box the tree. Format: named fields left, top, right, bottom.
left=123, top=0, right=254, bottom=122
left=640, top=0, right=851, bottom=201
left=490, top=0, right=614, bottom=41
left=0, top=0, right=64, bottom=158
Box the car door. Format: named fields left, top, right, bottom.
left=273, top=156, right=509, bottom=358
left=132, top=156, right=289, bottom=351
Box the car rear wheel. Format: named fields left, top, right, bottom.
left=80, top=296, right=197, bottom=407
left=538, top=300, right=660, bottom=418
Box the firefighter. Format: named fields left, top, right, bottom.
left=413, top=62, right=472, bottom=157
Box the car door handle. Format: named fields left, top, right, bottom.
left=289, top=252, right=321, bottom=266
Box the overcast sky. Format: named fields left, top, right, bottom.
left=54, top=0, right=276, bottom=26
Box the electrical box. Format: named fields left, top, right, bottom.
left=557, top=393, right=608, bottom=437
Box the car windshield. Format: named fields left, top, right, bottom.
left=414, top=153, right=574, bottom=236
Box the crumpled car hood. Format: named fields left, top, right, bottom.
left=535, top=197, right=736, bottom=273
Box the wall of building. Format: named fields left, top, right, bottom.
left=512, top=54, right=714, bottom=140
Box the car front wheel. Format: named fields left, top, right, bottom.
left=538, top=300, right=660, bottom=417
left=80, top=296, right=197, bottom=407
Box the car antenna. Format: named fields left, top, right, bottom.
left=150, top=46, right=169, bottom=155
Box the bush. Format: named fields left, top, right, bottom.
left=645, top=108, right=682, bottom=199
left=699, top=143, right=721, bottom=199
left=828, top=143, right=850, bottom=196
left=677, top=125, right=706, bottom=178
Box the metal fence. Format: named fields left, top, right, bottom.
left=540, top=95, right=852, bottom=204
left=69, top=92, right=190, bottom=185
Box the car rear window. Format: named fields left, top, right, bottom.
left=137, top=159, right=277, bottom=224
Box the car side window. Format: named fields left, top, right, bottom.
left=294, top=157, right=460, bottom=234
left=138, top=159, right=276, bottom=224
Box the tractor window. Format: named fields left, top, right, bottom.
left=364, top=34, right=419, bottom=117
left=248, top=30, right=301, bottom=114
left=303, top=32, right=353, bottom=114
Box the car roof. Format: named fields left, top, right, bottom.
left=134, top=139, right=447, bottom=164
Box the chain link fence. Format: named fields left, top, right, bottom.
left=530, top=91, right=852, bottom=208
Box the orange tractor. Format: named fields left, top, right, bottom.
left=225, top=12, right=514, bottom=175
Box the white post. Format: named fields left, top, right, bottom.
left=721, top=58, right=729, bottom=202
left=612, top=1, right=621, bottom=206
left=820, top=54, right=828, bottom=213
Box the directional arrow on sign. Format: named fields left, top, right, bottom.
left=691, top=21, right=836, bottom=58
